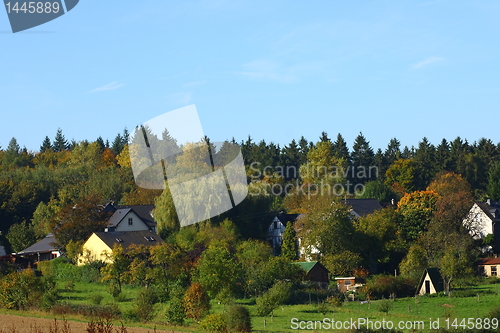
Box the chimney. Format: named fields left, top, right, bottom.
left=487, top=199, right=491, bottom=206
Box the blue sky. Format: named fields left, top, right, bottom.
left=1, top=1, right=500, bottom=153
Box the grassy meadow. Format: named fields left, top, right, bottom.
left=2, top=278, right=498, bottom=332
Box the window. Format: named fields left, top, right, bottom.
left=128, top=217, right=133, bottom=225
left=144, top=236, right=155, bottom=242
left=115, top=238, right=123, bottom=242
left=344, top=280, right=352, bottom=286
left=274, top=221, right=278, bottom=229
left=492, top=266, right=497, bottom=276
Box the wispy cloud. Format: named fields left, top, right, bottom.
left=182, top=80, right=207, bottom=88
left=412, top=57, right=444, bottom=69
left=165, top=92, right=192, bottom=105
left=88, top=81, right=125, bottom=93
left=235, top=60, right=297, bottom=83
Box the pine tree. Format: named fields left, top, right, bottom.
left=298, top=136, right=312, bottom=166
left=413, top=137, right=436, bottom=189
left=319, top=131, right=331, bottom=143
left=350, top=132, right=375, bottom=184
left=282, top=139, right=301, bottom=180
left=488, top=161, right=500, bottom=201
left=281, top=222, right=298, bottom=261
left=384, top=138, right=401, bottom=165
left=333, top=133, right=350, bottom=163
left=6, top=137, right=20, bottom=155
left=53, top=128, right=69, bottom=152
left=95, top=136, right=105, bottom=153
left=40, top=136, right=52, bottom=153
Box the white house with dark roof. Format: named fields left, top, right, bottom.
left=103, top=203, right=156, bottom=232
left=463, top=200, right=500, bottom=241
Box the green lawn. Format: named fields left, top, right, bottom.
left=3, top=280, right=500, bottom=332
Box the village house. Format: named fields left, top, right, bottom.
left=267, top=199, right=383, bottom=260
left=476, top=257, right=500, bottom=277
left=78, top=230, right=163, bottom=265
left=463, top=200, right=500, bottom=251
left=15, top=233, right=60, bottom=263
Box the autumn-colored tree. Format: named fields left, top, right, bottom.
left=184, top=282, right=210, bottom=321
left=427, top=172, right=474, bottom=232
left=299, top=140, right=346, bottom=187
left=101, top=244, right=130, bottom=296
left=51, top=194, right=111, bottom=251
left=397, top=190, right=438, bottom=242
left=384, top=159, right=416, bottom=195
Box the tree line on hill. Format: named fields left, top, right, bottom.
left=0, top=128, right=499, bottom=284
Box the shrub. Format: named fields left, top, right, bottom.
left=226, top=305, right=251, bottom=332
left=63, top=279, right=75, bottom=292
left=366, top=275, right=415, bottom=299
left=256, top=281, right=291, bottom=316
left=316, top=301, right=331, bottom=315
left=198, top=313, right=227, bottom=333
left=164, top=284, right=186, bottom=325
left=51, top=302, right=120, bottom=318
left=377, top=299, right=392, bottom=314
left=133, top=288, right=158, bottom=322
left=0, top=269, right=46, bottom=309
left=90, top=294, right=104, bottom=305
left=184, top=283, right=210, bottom=321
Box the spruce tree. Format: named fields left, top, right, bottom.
left=40, top=136, right=52, bottom=153
left=333, top=133, right=350, bottom=163
left=53, top=128, right=69, bottom=152
left=281, top=222, right=298, bottom=261
left=350, top=132, right=375, bottom=184
left=384, top=138, right=401, bottom=164
left=95, top=136, right=105, bottom=153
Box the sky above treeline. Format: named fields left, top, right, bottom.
left=1, top=1, right=500, bottom=152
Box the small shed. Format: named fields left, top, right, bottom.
left=294, top=261, right=329, bottom=288
left=416, top=268, right=444, bottom=295
left=334, top=277, right=365, bottom=293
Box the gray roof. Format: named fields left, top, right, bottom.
left=107, top=208, right=133, bottom=227
left=114, top=205, right=156, bottom=228
left=17, top=233, right=58, bottom=255
left=93, top=230, right=163, bottom=250
left=344, top=199, right=383, bottom=217
left=476, top=201, right=500, bottom=221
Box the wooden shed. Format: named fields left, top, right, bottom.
left=416, top=268, right=444, bottom=295
left=294, top=261, right=329, bottom=288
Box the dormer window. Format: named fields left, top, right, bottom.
left=128, top=217, right=133, bottom=225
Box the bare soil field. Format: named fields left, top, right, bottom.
left=0, top=314, right=183, bottom=333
